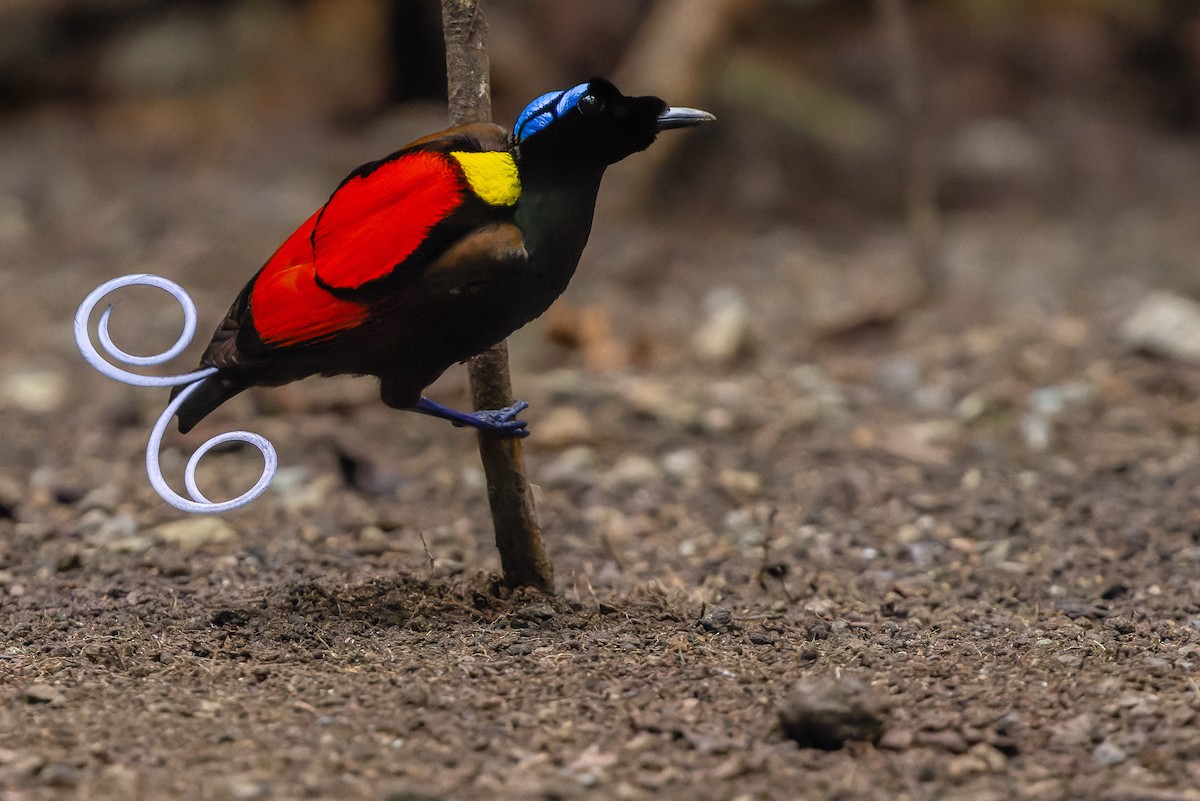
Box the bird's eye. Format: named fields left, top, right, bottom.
left=578, top=94, right=599, bottom=114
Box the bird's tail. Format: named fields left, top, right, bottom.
left=171, top=373, right=247, bottom=434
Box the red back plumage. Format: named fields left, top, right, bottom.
left=249, top=151, right=467, bottom=346
left=314, top=152, right=464, bottom=290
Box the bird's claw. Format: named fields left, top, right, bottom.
left=453, top=401, right=531, bottom=438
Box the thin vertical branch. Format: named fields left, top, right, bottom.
left=876, top=0, right=943, bottom=295
left=440, top=0, right=554, bottom=593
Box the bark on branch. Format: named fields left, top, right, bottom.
left=440, top=0, right=554, bottom=593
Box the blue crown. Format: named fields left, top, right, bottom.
left=513, top=83, right=591, bottom=142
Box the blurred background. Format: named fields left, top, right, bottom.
left=2, top=0, right=1200, bottom=485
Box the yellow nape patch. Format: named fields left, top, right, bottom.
left=451, top=151, right=521, bottom=206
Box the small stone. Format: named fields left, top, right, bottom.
left=788, top=365, right=848, bottom=416
left=879, top=421, right=961, bottom=465
left=1, top=752, right=44, bottom=779
left=749, top=631, right=776, bottom=646
left=541, top=446, right=599, bottom=487
left=877, top=359, right=920, bottom=398
left=108, top=534, right=155, bottom=555
left=661, top=449, right=701, bottom=482
left=620, top=378, right=701, bottom=429
left=717, top=469, right=763, bottom=503
left=969, top=742, right=1009, bottom=773
left=93, top=764, right=140, bottom=797
left=1028, top=383, right=1094, bottom=417
left=227, top=777, right=271, bottom=800
left=960, top=467, right=983, bottom=490
left=77, top=484, right=122, bottom=513
left=39, top=762, right=83, bottom=788
left=605, top=454, right=662, bottom=491
left=74, top=508, right=111, bottom=537
left=96, top=513, right=139, bottom=543
left=398, top=683, right=430, bottom=706
left=955, top=392, right=989, bottom=422
left=149, top=518, right=238, bottom=551
left=535, top=407, right=597, bottom=448
left=270, top=467, right=333, bottom=513
left=517, top=604, right=556, bottom=622
left=701, top=406, right=737, bottom=434
left=51, top=544, right=82, bottom=572
left=778, top=677, right=884, bottom=750
left=878, top=727, right=914, bottom=750
left=353, top=525, right=390, bottom=555
left=1020, top=413, right=1053, bottom=452
left=23, top=684, right=64, bottom=705
left=945, top=753, right=990, bottom=779
left=699, top=608, right=733, bottom=632
left=914, top=729, right=969, bottom=754
left=1092, top=739, right=1128, bottom=766
left=1051, top=714, right=1099, bottom=753
left=0, top=473, right=24, bottom=516
left=431, top=557, right=465, bottom=578
left=691, top=287, right=751, bottom=365
left=1120, top=291, right=1200, bottom=364
left=0, top=369, right=67, bottom=414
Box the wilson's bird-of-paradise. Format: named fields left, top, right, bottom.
left=172, top=78, right=714, bottom=437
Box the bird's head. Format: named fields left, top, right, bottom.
left=511, top=78, right=714, bottom=171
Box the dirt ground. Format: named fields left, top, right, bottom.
left=6, top=28, right=1200, bottom=801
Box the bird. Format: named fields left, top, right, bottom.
left=173, top=78, right=714, bottom=437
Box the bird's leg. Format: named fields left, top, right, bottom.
left=409, top=397, right=530, bottom=438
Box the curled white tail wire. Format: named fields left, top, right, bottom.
left=74, top=273, right=277, bottom=514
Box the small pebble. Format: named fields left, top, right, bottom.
left=619, top=377, right=701, bottom=429
left=699, top=608, right=733, bottom=632
left=23, top=684, right=65, bottom=705
left=691, top=287, right=751, bottom=365
left=605, top=454, right=662, bottom=490
left=1120, top=290, right=1200, bottom=363
left=717, top=469, right=762, bottom=502
left=92, top=764, right=139, bottom=797
left=0, top=473, right=22, bottom=516
left=39, top=762, right=82, bottom=788
left=661, top=449, right=701, bottom=482
left=878, top=727, right=915, bottom=750
left=914, top=728, right=969, bottom=754
left=778, top=677, right=884, bottom=750
left=535, top=407, right=597, bottom=448
left=0, top=369, right=67, bottom=414
left=149, top=518, right=238, bottom=551
left=431, top=557, right=465, bottom=578
left=540, top=446, right=599, bottom=487
left=77, top=483, right=122, bottom=513
left=517, top=604, right=556, bottom=622
left=1092, top=739, right=1128, bottom=766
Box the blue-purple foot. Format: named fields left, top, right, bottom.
left=460, top=401, right=530, bottom=437
left=410, top=397, right=531, bottom=437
